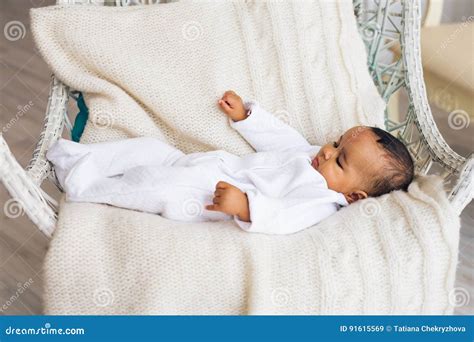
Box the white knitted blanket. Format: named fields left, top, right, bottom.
left=30, top=1, right=459, bottom=314
left=43, top=175, right=459, bottom=314
left=30, top=0, right=385, bottom=152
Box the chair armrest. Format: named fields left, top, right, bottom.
left=27, top=76, right=68, bottom=186
left=0, top=134, right=57, bottom=237
left=449, top=155, right=474, bottom=215
left=400, top=1, right=471, bottom=211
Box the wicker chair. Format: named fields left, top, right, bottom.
left=0, top=0, right=472, bottom=238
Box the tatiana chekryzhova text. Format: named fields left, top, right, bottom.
left=393, top=325, right=466, bottom=333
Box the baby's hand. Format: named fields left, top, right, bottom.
left=218, top=90, right=247, bottom=122
left=206, top=181, right=250, bottom=222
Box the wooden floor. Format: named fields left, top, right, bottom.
left=0, top=0, right=57, bottom=314
left=0, top=0, right=472, bottom=315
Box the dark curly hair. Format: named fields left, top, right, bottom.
left=366, top=127, right=415, bottom=197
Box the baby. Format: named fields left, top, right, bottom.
left=47, top=90, right=414, bottom=235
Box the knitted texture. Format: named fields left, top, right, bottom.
left=30, top=0, right=385, bottom=153
left=43, top=175, right=460, bottom=314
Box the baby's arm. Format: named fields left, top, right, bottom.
left=236, top=187, right=341, bottom=235
left=218, top=91, right=311, bottom=152
left=206, top=181, right=342, bottom=235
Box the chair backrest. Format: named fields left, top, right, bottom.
left=353, top=0, right=472, bottom=213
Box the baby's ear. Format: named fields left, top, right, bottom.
left=345, top=190, right=368, bottom=204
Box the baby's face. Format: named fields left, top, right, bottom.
left=311, top=126, right=386, bottom=203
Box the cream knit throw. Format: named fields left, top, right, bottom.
left=43, top=175, right=460, bottom=314
left=30, top=0, right=385, bottom=153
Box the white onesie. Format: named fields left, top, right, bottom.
left=47, top=101, right=348, bottom=235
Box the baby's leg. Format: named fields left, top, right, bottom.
left=86, top=137, right=185, bottom=172
left=48, top=137, right=184, bottom=186
left=64, top=163, right=230, bottom=222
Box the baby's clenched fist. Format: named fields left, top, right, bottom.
left=206, top=181, right=250, bottom=222
left=218, top=90, right=247, bottom=122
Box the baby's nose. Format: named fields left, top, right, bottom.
left=323, top=148, right=332, bottom=160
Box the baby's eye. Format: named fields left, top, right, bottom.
left=333, top=141, right=339, bottom=148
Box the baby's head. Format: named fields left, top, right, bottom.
left=312, top=126, right=414, bottom=203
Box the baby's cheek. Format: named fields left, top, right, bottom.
left=321, top=168, right=338, bottom=190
